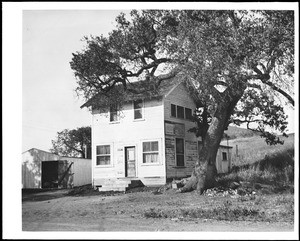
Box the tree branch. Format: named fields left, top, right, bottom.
left=260, top=79, right=294, bottom=106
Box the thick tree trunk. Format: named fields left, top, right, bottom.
left=180, top=98, right=239, bottom=194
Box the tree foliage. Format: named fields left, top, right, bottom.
left=70, top=10, right=294, bottom=145
left=50, top=126, right=91, bottom=158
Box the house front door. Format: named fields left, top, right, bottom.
left=125, top=147, right=136, bottom=177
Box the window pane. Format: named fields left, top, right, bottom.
left=171, top=104, right=176, bottom=117
left=185, top=108, right=192, bottom=120
left=97, top=145, right=110, bottom=155
left=143, top=153, right=158, bottom=163
left=176, top=138, right=184, bottom=154
left=151, top=141, right=158, bottom=151
left=177, top=106, right=184, bottom=118
left=134, top=100, right=143, bottom=109
left=110, top=112, right=118, bottom=122
left=96, top=146, right=102, bottom=155
left=151, top=153, right=158, bottom=163
left=222, top=152, right=227, bottom=160
left=97, top=156, right=110, bottom=165
left=110, top=104, right=119, bottom=122
left=176, top=154, right=184, bottom=166
left=134, top=109, right=143, bottom=119
left=143, top=142, right=151, bottom=152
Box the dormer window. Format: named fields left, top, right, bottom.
left=134, top=99, right=144, bottom=120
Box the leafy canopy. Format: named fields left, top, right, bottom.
left=50, top=126, right=91, bottom=158
left=70, top=10, right=294, bottom=145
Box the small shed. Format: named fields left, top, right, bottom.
left=22, top=148, right=91, bottom=189
left=216, top=145, right=233, bottom=173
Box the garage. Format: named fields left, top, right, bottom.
left=22, top=148, right=91, bottom=189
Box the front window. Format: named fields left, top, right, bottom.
left=96, top=145, right=111, bottom=165
left=110, top=104, right=119, bottom=122
left=143, top=141, right=159, bottom=163
left=176, top=138, right=185, bottom=166
left=134, top=100, right=143, bottom=119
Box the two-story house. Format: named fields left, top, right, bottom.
left=81, top=77, right=232, bottom=191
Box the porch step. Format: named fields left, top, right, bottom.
left=97, top=178, right=144, bottom=192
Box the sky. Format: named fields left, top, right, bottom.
left=22, top=9, right=133, bottom=153
left=3, top=2, right=299, bottom=239
left=20, top=5, right=297, bottom=153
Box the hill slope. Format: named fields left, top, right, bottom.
left=220, top=133, right=294, bottom=167
left=223, top=126, right=260, bottom=140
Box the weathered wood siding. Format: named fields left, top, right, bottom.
left=216, top=146, right=232, bottom=173
left=164, top=83, right=201, bottom=179
left=92, top=98, right=166, bottom=186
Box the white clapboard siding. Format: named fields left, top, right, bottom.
left=61, top=157, right=92, bottom=187
left=22, top=148, right=60, bottom=188
left=92, top=98, right=166, bottom=185
left=22, top=148, right=92, bottom=189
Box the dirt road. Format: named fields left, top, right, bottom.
left=22, top=188, right=294, bottom=232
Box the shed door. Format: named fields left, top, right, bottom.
left=42, top=161, right=58, bottom=188
left=221, top=152, right=229, bottom=173
left=125, top=147, right=136, bottom=177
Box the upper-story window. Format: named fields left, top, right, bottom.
left=171, top=104, right=193, bottom=121
left=177, top=106, right=184, bottom=119
left=185, top=108, right=193, bottom=120
left=171, top=104, right=177, bottom=117
left=134, top=99, right=144, bottom=120
left=110, top=104, right=119, bottom=122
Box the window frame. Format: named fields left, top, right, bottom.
left=185, top=107, right=193, bottom=121
left=109, top=104, right=119, bottom=123
left=175, top=138, right=185, bottom=167
left=142, top=140, right=160, bottom=165
left=222, top=152, right=228, bottom=161
left=95, top=144, right=113, bottom=167
left=171, top=104, right=177, bottom=117
left=133, top=99, right=144, bottom=120
left=176, top=105, right=185, bottom=119
left=171, top=104, right=193, bottom=121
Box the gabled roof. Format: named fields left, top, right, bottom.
left=22, top=147, right=56, bottom=155
left=80, top=75, right=185, bottom=109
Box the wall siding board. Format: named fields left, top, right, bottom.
left=164, top=83, right=200, bottom=179
left=92, top=99, right=166, bottom=186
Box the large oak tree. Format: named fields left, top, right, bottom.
left=70, top=10, right=294, bottom=193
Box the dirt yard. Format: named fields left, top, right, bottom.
left=22, top=186, right=294, bottom=232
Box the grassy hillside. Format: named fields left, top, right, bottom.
left=220, top=133, right=294, bottom=167
left=223, top=126, right=261, bottom=139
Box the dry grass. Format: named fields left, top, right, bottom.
left=142, top=192, right=294, bottom=222
left=221, top=133, right=294, bottom=167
